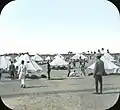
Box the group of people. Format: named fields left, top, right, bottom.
left=67, top=54, right=105, bottom=94
left=0, top=61, right=16, bottom=81
left=5, top=60, right=27, bottom=88
left=21, top=54, right=105, bottom=94
left=0, top=54, right=105, bottom=94
left=67, top=58, right=87, bottom=77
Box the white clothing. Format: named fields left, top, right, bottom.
left=69, top=71, right=76, bottom=77
left=18, top=64, right=27, bottom=80
left=21, top=79, right=25, bottom=85
left=18, top=64, right=27, bottom=86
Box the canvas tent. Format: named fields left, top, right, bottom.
left=103, top=53, right=115, bottom=62
left=71, top=53, right=87, bottom=60
left=32, top=53, right=43, bottom=62
left=0, top=56, right=11, bottom=70
left=45, top=56, right=51, bottom=61
left=50, top=57, right=68, bottom=66
left=6, top=56, right=11, bottom=61
left=15, top=54, right=43, bottom=73
left=88, top=55, right=119, bottom=74
left=54, top=54, right=64, bottom=59
left=14, top=56, right=20, bottom=62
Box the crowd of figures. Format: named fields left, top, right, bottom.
left=0, top=57, right=88, bottom=83
left=0, top=61, right=27, bottom=88
left=67, top=57, right=88, bottom=77
left=0, top=54, right=105, bottom=94
left=47, top=54, right=105, bottom=94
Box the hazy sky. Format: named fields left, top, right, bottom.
left=0, top=0, right=120, bottom=54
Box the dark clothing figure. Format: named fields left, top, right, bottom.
left=15, top=66, right=19, bottom=78
left=81, top=61, right=86, bottom=76
left=81, top=62, right=86, bottom=76
left=79, top=58, right=82, bottom=68
left=73, top=60, right=76, bottom=68
left=47, top=61, right=51, bottom=80
left=0, top=69, right=2, bottom=80
left=95, top=75, right=102, bottom=93
left=9, top=62, right=16, bottom=80
left=67, top=63, right=71, bottom=77
left=93, top=55, right=105, bottom=94
left=90, top=56, right=91, bottom=59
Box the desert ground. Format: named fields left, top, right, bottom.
left=0, top=63, right=120, bottom=110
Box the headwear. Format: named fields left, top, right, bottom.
left=96, top=54, right=101, bottom=57
left=96, top=54, right=102, bottom=59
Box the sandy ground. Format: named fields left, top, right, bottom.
left=0, top=63, right=120, bottom=110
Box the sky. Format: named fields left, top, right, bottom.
left=0, top=0, right=120, bottom=55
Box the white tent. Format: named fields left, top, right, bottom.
left=32, top=53, right=43, bottom=62
left=103, top=53, right=115, bottom=62
left=50, top=57, right=68, bottom=66
left=14, top=56, right=20, bottom=62
left=45, top=56, right=51, bottom=61
left=71, top=53, right=87, bottom=60
left=54, top=54, right=64, bottom=59
left=0, top=56, right=11, bottom=69
left=88, top=55, right=119, bottom=74
left=80, top=54, right=87, bottom=59
left=19, top=55, right=24, bottom=59
left=15, top=54, right=43, bottom=73
left=6, top=56, right=11, bottom=60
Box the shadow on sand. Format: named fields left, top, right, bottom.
left=26, top=85, right=47, bottom=88
left=69, top=77, right=84, bottom=79
left=103, top=91, right=120, bottom=95
left=50, top=78, right=67, bottom=80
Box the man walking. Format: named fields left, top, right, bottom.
left=67, top=62, right=71, bottom=77
left=18, top=60, right=27, bottom=88
left=9, top=61, right=16, bottom=80
left=79, top=56, right=82, bottom=68
left=81, top=59, right=86, bottom=76
left=47, top=61, right=51, bottom=80
left=93, top=54, right=105, bottom=94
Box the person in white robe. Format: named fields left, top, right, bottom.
left=17, top=60, right=27, bottom=88
left=69, top=70, right=76, bottom=77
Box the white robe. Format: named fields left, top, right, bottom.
left=18, top=64, right=27, bottom=80
left=69, top=71, right=76, bottom=77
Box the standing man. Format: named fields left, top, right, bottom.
left=79, top=56, right=82, bottom=68
left=47, top=61, right=51, bottom=80
left=18, top=60, right=27, bottom=88
left=67, top=62, right=71, bottom=77
left=81, top=59, right=86, bottom=76
left=9, top=61, right=16, bottom=80
left=0, top=68, right=2, bottom=81
left=93, top=54, right=105, bottom=94
left=73, top=60, right=76, bottom=68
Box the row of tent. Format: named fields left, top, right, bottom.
left=29, top=53, right=87, bottom=64
left=50, top=53, right=88, bottom=66
left=0, top=53, right=87, bottom=70
left=0, top=54, right=43, bottom=73
left=27, top=53, right=87, bottom=62
left=88, top=53, right=119, bottom=74
left=0, top=52, right=119, bottom=75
